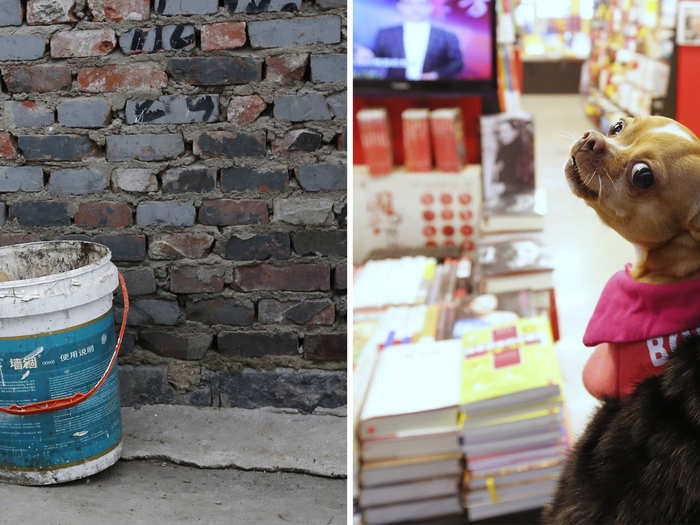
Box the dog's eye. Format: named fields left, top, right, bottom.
left=631, top=162, right=654, bottom=189
left=609, top=120, right=625, bottom=136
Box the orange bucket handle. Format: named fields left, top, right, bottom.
left=0, top=272, right=129, bottom=416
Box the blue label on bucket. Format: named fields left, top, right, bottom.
left=0, top=311, right=121, bottom=470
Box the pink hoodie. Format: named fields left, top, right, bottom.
left=582, top=264, right=700, bottom=400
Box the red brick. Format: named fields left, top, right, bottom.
left=27, top=0, right=75, bottom=25
left=265, top=54, right=309, bottom=83
left=3, top=65, right=72, bottom=93
left=0, top=134, right=18, bottom=160
left=199, top=200, right=268, bottom=226
left=234, top=264, right=330, bottom=291
left=74, top=202, right=133, bottom=228
left=201, top=22, right=246, bottom=51
left=51, top=29, right=116, bottom=58
left=78, top=65, right=167, bottom=93
left=171, top=265, right=226, bottom=294
left=0, top=233, right=40, bottom=247
left=227, top=95, right=266, bottom=125
left=304, top=333, right=346, bottom=361
left=88, top=0, right=150, bottom=21
left=149, top=233, right=214, bottom=260
left=334, top=263, right=347, bottom=290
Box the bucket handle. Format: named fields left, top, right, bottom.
left=0, top=272, right=129, bottom=416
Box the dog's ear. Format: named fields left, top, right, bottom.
left=687, top=201, right=700, bottom=241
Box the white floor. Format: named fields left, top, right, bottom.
left=522, top=94, right=637, bottom=440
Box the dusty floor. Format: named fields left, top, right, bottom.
left=1, top=406, right=348, bottom=525
left=522, top=94, right=636, bottom=440
left=2, top=460, right=346, bottom=525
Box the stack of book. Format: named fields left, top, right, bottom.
left=357, top=340, right=465, bottom=525
left=475, top=233, right=559, bottom=341
left=459, top=317, right=568, bottom=521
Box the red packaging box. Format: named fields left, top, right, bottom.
left=430, top=108, right=467, bottom=172
left=402, top=109, right=432, bottom=172
left=357, top=108, right=393, bottom=176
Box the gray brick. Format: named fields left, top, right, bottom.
left=126, top=95, right=219, bottom=125
left=57, top=98, right=111, bottom=128
left=280, top=129, right=323, bottom=151
left=273, top=197, right=334, bottom=225
left=139, top=331, right=212, bottom=360
left=258, top=299, right=334, bottom=325
left=273, top=95, right=332, bottom=122
left=249, top=16, right=341, bottom=48
left=215, top=368, right=346, bottom=412
left=130, top=299, right=180, bottom=326
left=327, top=91, right=346, bottom=119
left=221, top=167, right=288, bottom=192
left=297, top=164, right=346, bottom=191
left=94, top=234, right=146, bottom=262
left=194, top=131, right=266, bottom=159
left=113, top=169, right=158, bottom=193
left=9, top=201, right=69, bottom=226
left=136, top=200, right=195, bottom=227
left=120, top=267, right=156, bottom=296
left=18, top=135, right=98, bottom=161
left=0, top=35, right=46, bottom=61
left=118, top=365, right=174, bottom=406
left=6, top=101, right=54, bottom=128
left=162, top=166, right=217, bottom=193
left=217, top=332, right=298, bottom=358
left=0, top=167, right=43, bottom=192
left=106, top=134, right=184, bottom=161
left=155, top=0, right=218, bottom=15
left=0, top=0, right=22, bottom=26
left=224, top=233, right=291, bottom=261
left=0, top=203, right=5, bottom=225
left=168, top=57, right=262, bottom=86
left=310, top=54, right=346, bottom=83
left=317, top=0, right=345, bottom=7
left=292, top=230, right=346, bottom=256
left=48, top=169, right=106, bottom=195
left=186, top=298, right=254, bottom=326
left=224, top=0, right=300, bottom=13
left=119, top=25, right=195, bottom=55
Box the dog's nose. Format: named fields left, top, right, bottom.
left=582, top=131, right=606, bottom=153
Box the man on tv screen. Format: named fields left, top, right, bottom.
left=358, top=0, right=464, bottom=81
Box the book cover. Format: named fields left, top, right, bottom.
left=459, top=317, right=564, bottom=414
left=480, top=112, right=536, bottom=217
left=402, top=109, right=433, bottom=172
left=359, top=339, right=463, bottom=440
left=430, top=108, right=467, bottom=172
left=357, top=108, right=393, bottom=176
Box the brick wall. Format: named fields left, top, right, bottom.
left=0, top=0, right=347, bottom=413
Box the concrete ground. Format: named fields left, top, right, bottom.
left=1, top=405, right=348, bottom=525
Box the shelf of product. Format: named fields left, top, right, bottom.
left=584, top=0, right=678, bottom=130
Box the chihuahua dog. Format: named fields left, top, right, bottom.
left=545, top=117, right=700, bottom=523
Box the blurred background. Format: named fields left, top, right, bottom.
left=352, top=0, right=691, bottom=523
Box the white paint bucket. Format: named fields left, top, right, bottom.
left=0, top=241, right=127, bottom=485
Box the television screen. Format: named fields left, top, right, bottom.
left=354, top=0, right=495, bottom=89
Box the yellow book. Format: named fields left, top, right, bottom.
left=460, top=317, right=564, bottom=416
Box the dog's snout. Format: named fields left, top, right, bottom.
left=582, top=131, right=606, bottom=154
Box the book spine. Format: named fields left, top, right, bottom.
left=403, top=114, right=433, bottom=172
left=431, top=112, right=466, bottom=172
left=359, top=112, right=394, bottom=176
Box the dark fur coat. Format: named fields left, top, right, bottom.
left=543, top=336, right=700, bottom=524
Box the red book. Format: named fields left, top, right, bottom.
left=430, top=108, right=466, bottom=172
left=402, top=109, right=432, bottom=172
left=357, top=108, right=393, bottom=176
